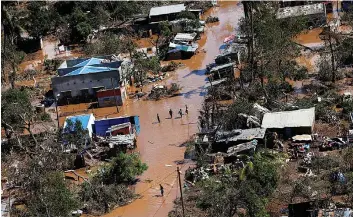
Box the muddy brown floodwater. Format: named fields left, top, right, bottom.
left=61, top=2, right=243, bottom=217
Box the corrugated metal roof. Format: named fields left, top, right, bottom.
left=174, top=33, right=197, bottom=41
left=73, top=58, right=104, bottom=67
left=216, top=128, right=266, bottom=142
left=64, top=114, right=93, bottom=131
left=64, top=66, right=118, bottom=76
left=276, top=3, right=325, bottom=19
left=149, top=4, right=185, bottom=17
left=210, top=63, right=234, bottom=72
left=261, top=107, right=315, bottom=129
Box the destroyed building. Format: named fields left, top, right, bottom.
left=167, top=33, right=199, bottom=60
left=51, top=56, right=131, bottom=104
left=276, top=2, right=327, bottom=27
left=195, top=128, right=267, bottom=154
left=215, top=43, right=246, bottom=65
left=207, top=63, right=235, bottom=80
left=93, top=116, right=140, bottom=137
left=213, top=128, right=267, bottom=152
left=261, top=107, right=315, bottom=139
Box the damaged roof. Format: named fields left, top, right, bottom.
left=215, top=128, right=266, bottom=143
left=261, top=107, right=315, bottom=129
left=210, top=63, right=234, bottom=72
left=174, top=33, right=197, bottom=41
left=149, top=4, right=186, bottom=17
left=276, top=3, right=325, bottom=19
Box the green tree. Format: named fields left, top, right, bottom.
left=98, top=152, right=148, bottom=184
left=62, top=119, right=88, bottom=152
left=70, top=7, right=92, bottom=42
left=27, top=2, right=53, bottom=38
left=1, top=88, right=37, bottom=146
left=176, top=11, right=197, bottom=20
left=1, top=38, right=26, bottom=88
left=79, top=180, right=133, bottom=214
left=27, top=172, right=79, bottom=217
left=152, top=21, right=172, bottom=59
left=84, top=33, right=121, bottom=56
left=239, top=2, right=307, bottom=99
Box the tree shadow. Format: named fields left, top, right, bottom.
left=183, top=69, right=206, bottom=78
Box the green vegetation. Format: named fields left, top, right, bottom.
left=1, top=88, right=37, bottom=145
left=1, top=87, right=148, bottom=216
left=173, top=152, right=281, bottom=217
left=97, top=152, right=148, bottom=184
left=26, top=171, right=79, bottom=217
left=79, top=152, right=147, bottom=214
left=176, top=11, right=197, bottom=20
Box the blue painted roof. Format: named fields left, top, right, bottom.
left=64, top=66, right=118, bottom=76
left=64, top=114, right=92, bottom=131
left=94, top=116, right=140, bottom=136
left=73, top=58, right=105, bottom=67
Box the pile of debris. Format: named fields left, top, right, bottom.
left=146, top=72, right=169, bottom=83
left=147, top=83, right=181, bottom=100
left=205, top=16, right=219, bottom=23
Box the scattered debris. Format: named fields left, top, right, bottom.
left=205, top=16, right=219, bottom=23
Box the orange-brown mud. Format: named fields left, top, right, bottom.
left=134, top=35, right=158, bottom=49
left=294, top=28, right=323, bottom=45
left=58, top=1, right=242, bottom=217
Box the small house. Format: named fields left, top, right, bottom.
left=149, top=4, right=201, bottom=24
left=167, top=33, right=199, bottom=60
left=94, top=116, right=140, bottom=137
left=207, top=63, right=235, bottom=80
left=63, top=114, right=95, bottom=139
left=261, top=108, right=315, bottom=139
left=96, top=86, right=127, bottom=107
left=149, top=4, right=186, bottom=23
left=52, top=56, right=131, bottom=104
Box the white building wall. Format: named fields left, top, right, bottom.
left=87, top=114, right=95, bottom=138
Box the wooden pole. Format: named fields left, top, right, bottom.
left=177, top=167, right=185, bottom=217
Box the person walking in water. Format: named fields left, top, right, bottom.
left=179, top=109, right=183, bottom=118
left=185, top=105, right=188, bottom=115
left=157, top=113, right=160, bottom=123
left=160, top=184, right=164, bottom=197
left=169, top=109, right=173, bottom=119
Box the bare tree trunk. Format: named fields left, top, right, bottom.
left=329, top=35, right=336, bottom=83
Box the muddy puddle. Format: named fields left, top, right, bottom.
left=57, top=1, right=243, bottom=217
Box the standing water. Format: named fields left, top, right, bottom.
left=73, top=2, right=243, bottom=217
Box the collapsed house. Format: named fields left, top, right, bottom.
left=215, top=43, right=246, bottom=65
left=195, top=128, right=266, bottom=155
left=207, top=63, right=235, bottom=80
left=167, top=33, right=199, bottom=60
left=261, top=108, right=315, bottom=139
left=213, top=128, right=266, bottom=152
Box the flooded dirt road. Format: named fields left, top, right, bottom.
left=59, top=2, right=243, bottom=217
